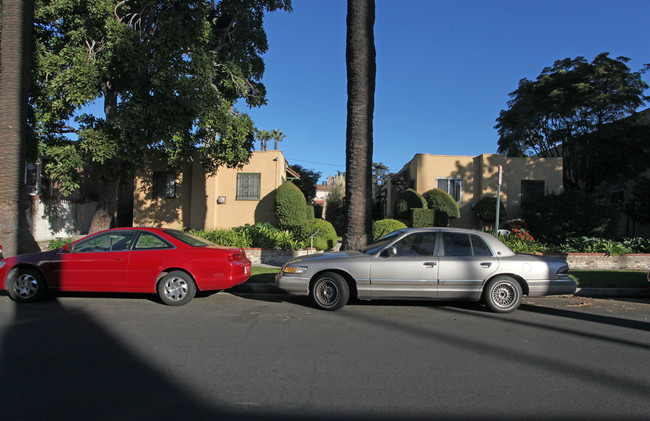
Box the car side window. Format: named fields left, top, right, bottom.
left=442, top=233, right=493, bottom=257
left=470, top=235, right=492, bottom=256
left=134, top=232, right=173, bottom=250
left=392, top=233, right=437, bottom=257
left=442, top=233, right=473, bottom=256
left=73, top=232, right=136, bottom=253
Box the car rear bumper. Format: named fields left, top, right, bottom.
left=527, top=278, right=577, bottom=296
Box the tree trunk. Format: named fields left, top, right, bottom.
left=341, top=0, right=375, bottom=251
left=88, top=86, right=122, bottom=233
left=0, top=0, right=39, bottom=257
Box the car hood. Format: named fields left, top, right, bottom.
left=4, top=248, right=60, bottom=265
left=286, top=250, right=367, bottom=265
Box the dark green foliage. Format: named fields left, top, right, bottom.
left=306, top=205, right=315, bottom=220
left=298, top=219, right=338, bottom=250
left=473, top=196, right=507, bottom=223
left=189, top=223, right=302, bottom=251
left=48, top=237, right=74, bottom=250
left=393, top=189, right=427, bottom=221
left=410, top=208, right=435, bottom=228
left=325, top=198, right=346, bottom=234
left=275, top=181, right=307, bottom=230
left=522, top=191, right=617, bottom=244
left=624, top=177, right=650, bottom=224
left=291, top=165, right=321, bottom=202
left=422, top=188, right=460, bottom=227
left=372, top=219, right=407, bottom=241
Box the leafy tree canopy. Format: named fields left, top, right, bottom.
left=290, top=164, right=321, bottom=202
left=495, top=53, right=649, bottom=192
left=29, top=0, right=291, bottom=228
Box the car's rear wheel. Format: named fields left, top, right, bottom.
left=7, top=268, right=47, bottom=303
left=484, top=276, right=522, bottom=313
left=311, top=272, right=349, bottom=311
left=157, top=271, right=196, bottom=306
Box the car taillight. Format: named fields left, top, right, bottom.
left=227, top=248, right=246, bottom=261
left=556, top=266, right=570, bottom=277
left=0, top=245, right=3, bottom=260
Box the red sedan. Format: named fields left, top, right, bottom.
left=0, top=227, right=251, bottom=306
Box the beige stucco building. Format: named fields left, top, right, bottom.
left=133, top=150, right=298, bottom=230
left=382, top=153, right=564, bottom=228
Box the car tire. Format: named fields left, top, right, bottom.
left=311, top=272, right=349, bottom=311
left=7, top=267, right=47, bottom=303
left=157, top=271, right=197, bottom=306
left=484, top=276, right=522, bottom=313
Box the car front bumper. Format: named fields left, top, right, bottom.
left=275, top=273, right=310, bottom=296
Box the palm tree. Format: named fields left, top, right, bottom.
left=0, top=0, right=38, bottom=257
left=271, top=128, right=286, bottom=150
left=341, top=0, right=375, bottom=251
left=255, top=129, right=272, bottom=151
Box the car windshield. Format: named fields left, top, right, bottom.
left=360, top=230, right=404, bottom=255
left=163, top=229, right=216, bottom=247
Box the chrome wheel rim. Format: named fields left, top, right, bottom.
left=14, top=273, right=39, bottom=299
left=163, top=277, right=189, bottom=302
left=491, top=282, right=517, bottom=308
left=315, top=279, right=339, bottom=307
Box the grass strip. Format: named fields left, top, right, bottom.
left=570, top=270, right=648, bottom=288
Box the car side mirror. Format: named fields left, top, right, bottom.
left=382, top=246, right=397, bottom=258
left=62, top=243, right=71, bottom=253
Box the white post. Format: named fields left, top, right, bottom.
left=495, top=165, right=503, bottom=237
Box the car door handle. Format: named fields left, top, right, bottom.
left=480, top=262, right=492, bottom=268
left=423, top=262, right=437, bottom=268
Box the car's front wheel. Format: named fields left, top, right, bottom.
left=484, top=276, right=522, bottom=313
left=157, top=271, right=196, bottom=306
left=7, top=267, right=47, bottom=303
left=311, top=272, right=349, bottom=311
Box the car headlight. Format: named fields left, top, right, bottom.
left=283, top=266, right=307, bottom=275
left=0, top=261, right=5, bottom=269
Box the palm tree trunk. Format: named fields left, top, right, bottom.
left=341, top=0, right=375, bottom=251
left=0, top=0, right=39, bottom=256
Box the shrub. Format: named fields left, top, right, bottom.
left=473, top=196, right=506, bottom=224
left=188, top=228, right=251, bottom=248
left=557, top=237, right=630, bottom=256
left=522, top=191, right=617, bottom=244
left=394, top=189, right=427, bottom=221
left=622, top=237, right=650, bottom=253
left=190, top=223, right=304, bottom=251
left=275, top=181, right=307, bottom=230
left=48, top=237, right=74, bottom=250
left=298, top=219, right=338, bottom=250
left=410, top=208, right=435, bottom=227
left=500, top=233, right=547, bottom=255
left=422, top=188, right=460, bottom=226
left=372, top=219, right=407, bottom=241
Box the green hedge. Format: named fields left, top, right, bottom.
left=275, top=181, right=307, bottom=230
left=394, top=189, right=427, bottom=221
left=298, top=218, right=338, bottom=250
left=372, top=219, right=407, bottom=241
left=410, top=208, right=435, bottom=227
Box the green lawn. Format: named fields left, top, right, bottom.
left=249, top=267, right=281, bottom=284
left=570, top=270, right=649, bottom=288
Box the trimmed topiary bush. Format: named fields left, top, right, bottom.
left=372, top=218, right=408, bottom=241
left=298, top=218, right=338, bottom=250
left=275, top=181, right=307, bottom=230
left=411, top=208, right=435, bottom=227
left=394, top=189, right=427, bottom=221
left=473, top=196, right=506, bottom=225
left=422, top=189, right=460, bottom=227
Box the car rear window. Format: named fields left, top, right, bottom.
left=163, top=229, right=216, bottom=247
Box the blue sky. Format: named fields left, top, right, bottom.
left=239, top=0, right=650, bottom=182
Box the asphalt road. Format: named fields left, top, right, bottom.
left=0, top=291, right=648, bottom=420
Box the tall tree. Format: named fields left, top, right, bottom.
left=341, top=0, right=375, bottom=251
left=290, top=164, right=321, bottom=202
left=0, top=0, right=39, bottom=257
left=30, top=0, right=292, bottom=232
left=255, top=129, right=272, bottom=151
left=495, top=53, right=649, bottom=192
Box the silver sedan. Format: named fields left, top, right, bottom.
left=276, top=227, right=576, bottom=313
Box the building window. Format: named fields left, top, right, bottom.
left=237, top=173, right=261, bottom=200
left=153, top=171, right=176, bottom=199
left=437, top=177, right=462, bottom=202
left=521, top=180, right=545, bottom=204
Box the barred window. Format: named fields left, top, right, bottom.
left=437, top=177, right=462, bottom=202
left=237, top=173, right=261, bottom=200
left=153, top=171, right=176, bottom=199
left=521, top=180, right=544, bottom=204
